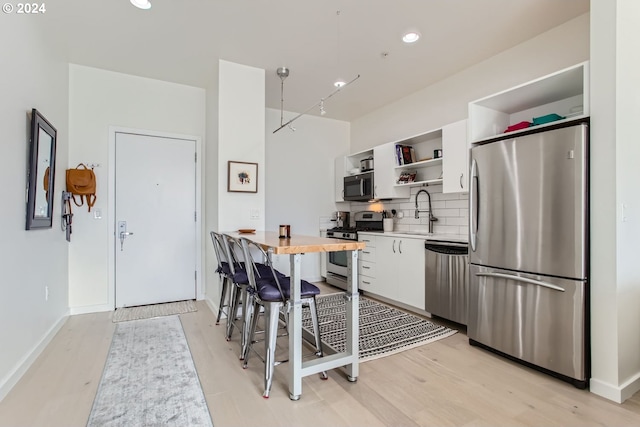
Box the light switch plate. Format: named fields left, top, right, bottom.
left=94, top=209, right=102, bottom=219
left=250, top=209, right=260, bottom=219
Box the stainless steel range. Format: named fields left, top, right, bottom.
left=325, top=211, right=383, bottom=290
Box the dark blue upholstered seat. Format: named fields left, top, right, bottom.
left=255, top=277, right=320, bottom=302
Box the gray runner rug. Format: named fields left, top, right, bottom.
left=87, top=315, right=213, bottom=427
left=302, top=293, right=457, bottom=361
left=112, top=300, right=197, bottom=323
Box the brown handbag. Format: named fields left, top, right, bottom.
left=66, top=163, right=96, bottom=212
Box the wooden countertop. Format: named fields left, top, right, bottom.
left=226, top=231, right=365, bottom=255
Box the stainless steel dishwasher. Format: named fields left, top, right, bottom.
left=425, top=240, right=469, bottom=325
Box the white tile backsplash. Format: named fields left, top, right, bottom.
left=350, top=184, right=469, bottom=235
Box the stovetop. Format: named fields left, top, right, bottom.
left=328, top=226, right=383, bottom=233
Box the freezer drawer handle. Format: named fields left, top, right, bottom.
left=475, top=272, right=565, bottom=292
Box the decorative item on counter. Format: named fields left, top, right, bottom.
left=397, top=171, right=417, bottom=184
left=433, top=149, right=443, bottom=159
left=286, top=224, right=291, bottom=238
left=383, top=217, right=393, bottom=232
left=279, top=225, right=287, bottom=238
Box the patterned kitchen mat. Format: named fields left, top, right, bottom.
left=302, top=293, right=457, bottom=361
left=112, top=300, right=197, bottom=323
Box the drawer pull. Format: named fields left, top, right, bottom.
left=362, top=265, right=370, bottom=269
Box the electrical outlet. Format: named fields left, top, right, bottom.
left=45, top=286, right=49, bottom=301
left=250, top=209, right=260, bottom=220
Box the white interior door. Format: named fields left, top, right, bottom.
left=115, top=132, right=196, bottom=308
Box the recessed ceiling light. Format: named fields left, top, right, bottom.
left=334, top=80, right=346, bottom=88
left=402, top=31, right=421, bottom=44
left=130, top=0, right=151, bottom=10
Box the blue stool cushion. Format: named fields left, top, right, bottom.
left=256, top=277, right=320, bottom=302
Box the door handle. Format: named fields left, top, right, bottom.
left=459, top=173, right=463, bottom=189
left=469, top=158, right=478, bottom=252
left=118, top=221, right=134, bottom=251
left=392, top=239, right=396, bottom=253
left=398, top=240, right=402, bottom=254
left=475, top=272, right=565, bottom=292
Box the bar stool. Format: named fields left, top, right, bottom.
left=238, top=236, right=325, bottom=398
left=209, top=231, right=233, bottom=325
left=222, top=234, right=285, bottom=360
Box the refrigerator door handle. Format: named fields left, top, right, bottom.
left=469, top=158, right=479, bottom=251
left=475, top=272, right=566, bottom=292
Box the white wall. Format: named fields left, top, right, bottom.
left=217, top=61, right=266, bottom=232
left=589, top=0, right=640, bottom=403
left=265, top=109, right=350, bottom=281
left=207, top=61, right=266, bottom=306
left=203, top=73, right=220, bottom=301
left=350, top=13, right=590, bottom=152
left=0, top=19, right=70, bottom=399
left=68, top=65, right=206, bottom=312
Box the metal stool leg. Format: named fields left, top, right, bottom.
left=240, top=289, right=254, bottom=360
left=307, top=297, right=324, bottom=357
left=226, top=284, right=241, bottom=340
left=242, top=298, right=261, bottom=369
left=263, top=302, right=282, bottom=399
left=216, top=277, right=230, bottom=325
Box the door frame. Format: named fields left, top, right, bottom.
left=107, top=126, right=203, bottom=309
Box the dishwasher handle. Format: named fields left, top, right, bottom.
left=425, top=242, right=468, bottom=255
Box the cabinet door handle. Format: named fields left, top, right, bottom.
left=460, top=173, right=464, bottom=188
left=363, top=250, right=371, bottom=254
left=392, top=240, right=396, bottom=253
left=399, top=240, right=402, bottom=254
left=362, top=265, right=370, bottom=269
left=362, top=280, right=371, bottom=285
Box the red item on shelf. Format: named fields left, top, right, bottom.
left=504, top=121, right=532, bottom=133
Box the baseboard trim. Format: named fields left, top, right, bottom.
left=0, top=311, right=69, bottom=402
left=590, top=373, right=640, bottom=403
left=69, top=303, right=113, bottom=315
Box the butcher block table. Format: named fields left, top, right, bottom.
left=227, top=231, right=365, bottom=400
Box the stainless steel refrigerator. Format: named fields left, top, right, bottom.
left=468, top=120, right=589, bottom=389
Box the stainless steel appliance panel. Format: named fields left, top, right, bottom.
left=469, top=124, right=588, bottom=279
left=425, top=241, right=469, bottom=325
left=343, top=172, right=374, bottom=201
left=468, top=264, right=587, bottom=381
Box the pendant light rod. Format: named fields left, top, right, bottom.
left=272, top=74, right=360, bottom=134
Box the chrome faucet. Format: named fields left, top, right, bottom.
left=415, top=189, right=438, bottom=233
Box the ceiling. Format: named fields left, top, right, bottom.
left=38, top=0, right=589, bottom=122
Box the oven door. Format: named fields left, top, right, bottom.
left=325, top=238, right=350, bottom=290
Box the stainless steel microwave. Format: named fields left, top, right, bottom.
left=343, top=172, right=374, bottom=201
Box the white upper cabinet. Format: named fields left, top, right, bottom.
left=373, top=143, right=410, bottom=199
left=442, top=119, right=469, bottom=193
left=391, top=127, right=443, bottom=188
left=468, top=61, right=589, bottom=143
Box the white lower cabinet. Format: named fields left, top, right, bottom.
left=358, top=235, right=381, bottom=294
left=360, top=234, right=425, bottom=311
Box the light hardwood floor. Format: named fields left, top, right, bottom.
left=2, top=286, right=640, bottom=427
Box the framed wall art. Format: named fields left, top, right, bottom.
left=26, top=109, right=57, bottom=230
left=227, top=161, right=258, bottom=193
